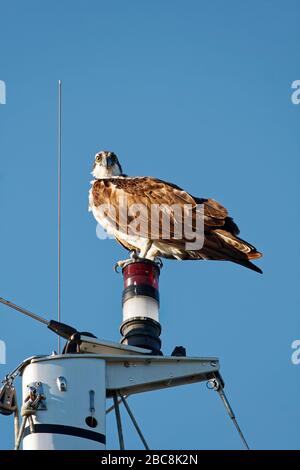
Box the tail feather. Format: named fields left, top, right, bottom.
left=230, top=258, right=263, bottom=274
left=214, top=230, right=261, bottom=254
left=203, top=230, right=263, bottom=273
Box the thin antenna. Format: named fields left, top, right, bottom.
left=0, top=297, right=48, bottom=325
left=57, top=80, right=62, bottom=354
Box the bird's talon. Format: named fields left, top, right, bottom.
left=154, top=257, right=163, bottom=269
left=114, top=257, right=134, bottom=272
left=129, top=250, right=139, bottom=261
left=114, top=263, right=121, bottom=273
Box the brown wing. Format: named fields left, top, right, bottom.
left=92, top=177, right=229, bottom=242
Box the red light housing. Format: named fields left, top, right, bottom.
left=121, top=259, right=162, bottom=355
left=123, top=260, right=160, bottom=289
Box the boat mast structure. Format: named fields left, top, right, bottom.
left=0, top=259, right=249, bottom=450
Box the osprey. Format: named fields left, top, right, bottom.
left=89, top=151, right=262, bottom=273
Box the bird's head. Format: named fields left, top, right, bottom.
left=91, top=150, right=123, bottom=178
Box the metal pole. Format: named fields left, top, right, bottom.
left=106, top=396, right=123, bottom=415
left=217, top=387, right=250, bottom=450
left=57, top=80, right=62, bottom=354
left=119, top=394, right=149, bottom=450
left=0, top=298, right=48, bottom=325
left=113, top=391, right=125, bottom=450
left=208, top=376, right=250, bottom=450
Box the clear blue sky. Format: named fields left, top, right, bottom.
left=0, top=0, right=299, bottom=450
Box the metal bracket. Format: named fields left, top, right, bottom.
left=56, top=376, right=67, bottom=392
left=105, top=356, right=219, bottom=396
left=27, top=382, right=47, bottom=410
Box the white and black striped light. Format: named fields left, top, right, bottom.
left=120, top=260, right=162, bottom=355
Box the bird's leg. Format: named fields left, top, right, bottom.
left=138, top=240, right=152, bottom=259
left=139, top=241, right=163, bottom=268
left=140, top=242, right=164, bottom=268
left=114, top=250, right=139, bottom=272
left=130, top=250, right=139, bottom=261
left=114, top=242, right=163, bottom=272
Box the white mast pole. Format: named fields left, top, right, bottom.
left=57, top=80, right=62, bottom=354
